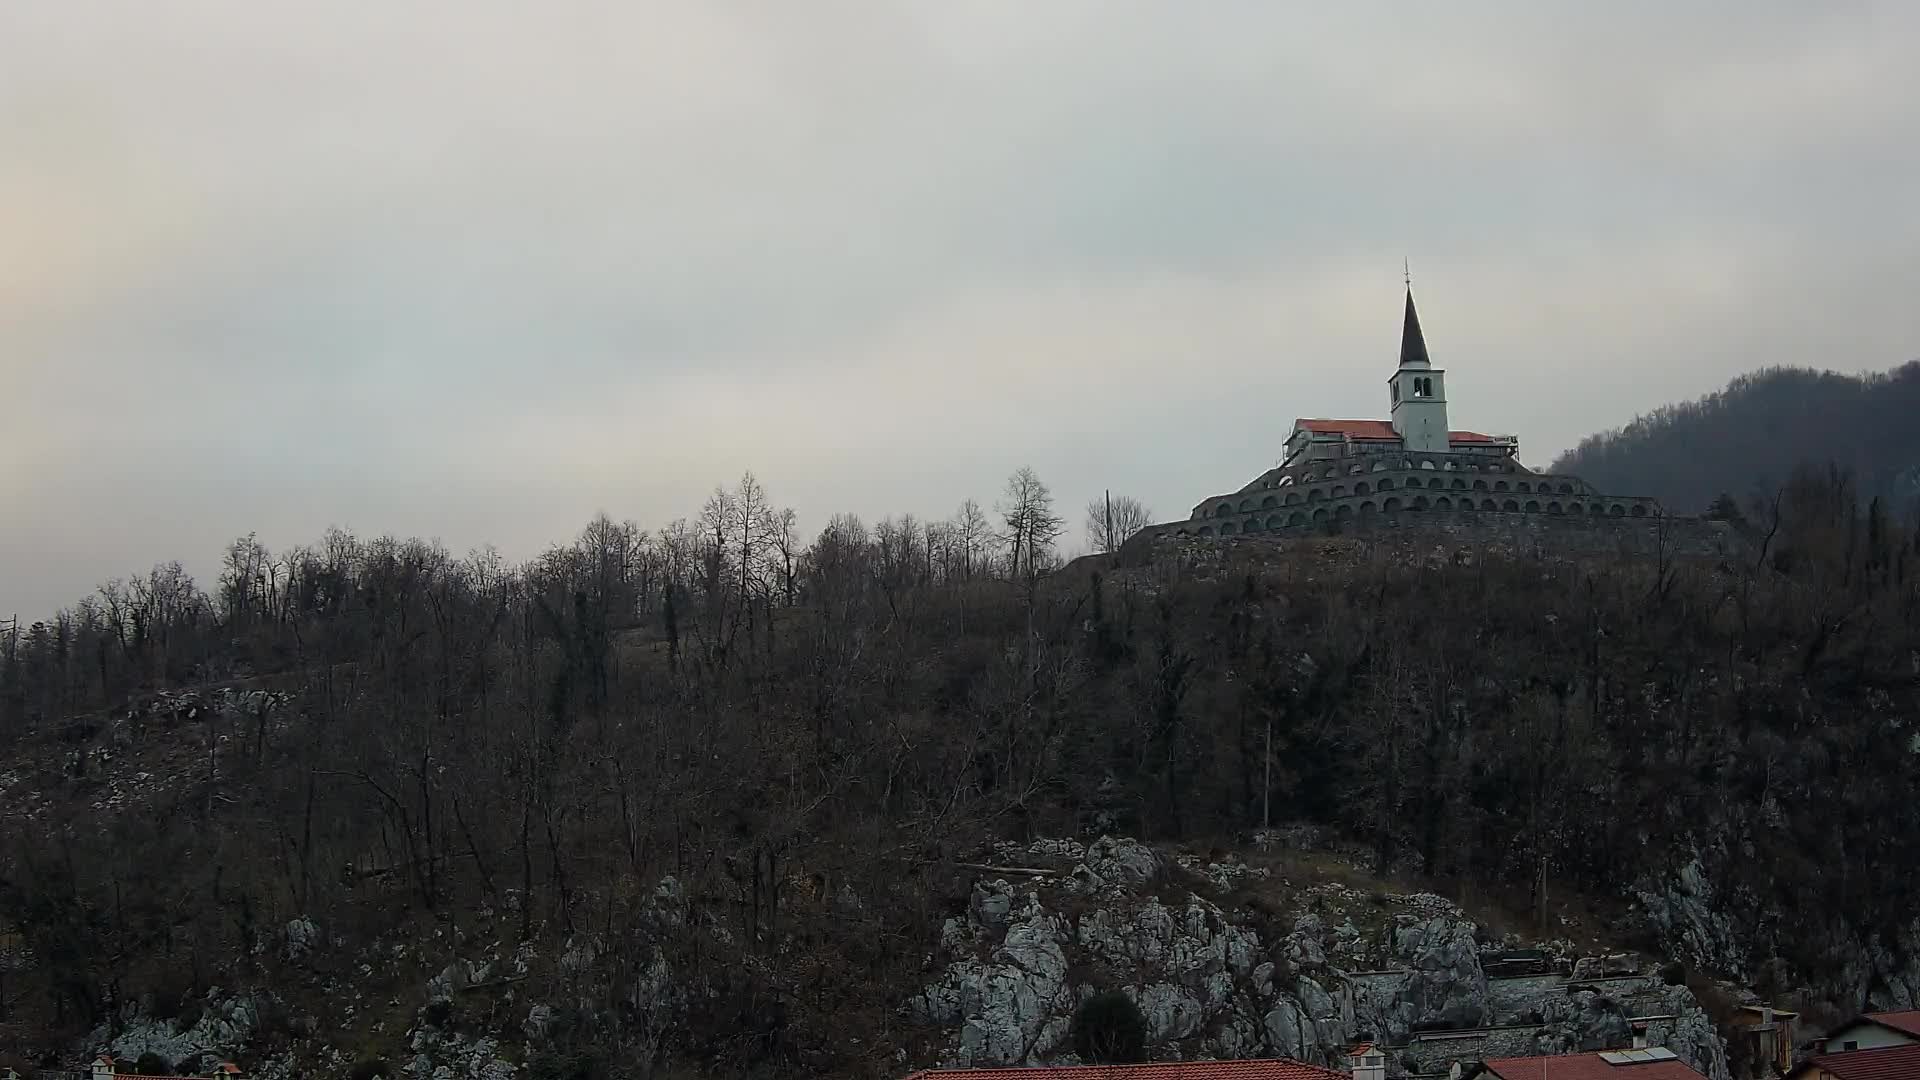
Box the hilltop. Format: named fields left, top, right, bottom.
left=1553, top=362, right=1920, bottom=514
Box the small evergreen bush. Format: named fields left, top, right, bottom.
left=525, top=1049, right=608, bottom=1080
left=1072, top=990, right=1148, bottom=1065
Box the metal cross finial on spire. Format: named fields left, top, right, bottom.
left=1404, top=257, right=1411, bottom=288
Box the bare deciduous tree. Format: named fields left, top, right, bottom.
left=952, top=498, right=992, bottom=581
left=1084, top=492, right=1153, bottom=554
left=997, top=466, right=1063, bottom=585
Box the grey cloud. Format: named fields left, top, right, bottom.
left=4, top=2, right=1919, bottom=618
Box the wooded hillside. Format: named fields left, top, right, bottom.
left=1, top=465, right=1917, bottom=1077
left=1554, top=361, right=1920, bottom=514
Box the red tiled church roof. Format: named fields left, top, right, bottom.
left=1297, top=419, right=1400, bottom=440
left=902, top=1060, right=1348, bottom=1080
left=1293, top=419, right=1502, bottom=445
left=1801, top=1043, right=1920, bottom=1080
left=1482, top=1052, right=1707, bottom=1080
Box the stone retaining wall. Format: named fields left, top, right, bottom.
left=1131, top=510, right=1739, bottom=562
left=1399, top=1026, right=1553, bottom=1076
left=1486, top=974, right=1571, bottom=1023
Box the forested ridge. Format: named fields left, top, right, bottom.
left=1, top=463, right=1918, bottom=1078
left=1554, top=361, right=1920, bottom=514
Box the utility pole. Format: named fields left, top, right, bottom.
left=1537, top=854, right=1549, bottom=934
left=1104, top=490, right=1113, bottom=554
left=1262, top=713, right=1272, bottom=831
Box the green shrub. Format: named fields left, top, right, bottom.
left=133, top=1053, right=173, bottom=1076
left=525, top=1050, right=608, bottom=1080
left=543, top=1006, right=590, bottom=1045
left=349, top=1058, right=389, bottom=1080
left=1072, top=990, right=1148, bottom=1065
left=1684, top=969, right=1740, bottom=1024
left=149, top=978, right=188, bottom=1022
left=256, top=1000, right=294, bottom=1037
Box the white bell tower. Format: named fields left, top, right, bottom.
left=1388, top=285, right=1450, bottom=454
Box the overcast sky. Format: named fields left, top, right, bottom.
left=5, top=2, right=1919, bottom=619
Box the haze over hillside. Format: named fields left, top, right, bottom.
left=1553, top=362, right=1920, bottom=515
left=9, top=4, right=1920, bottom=621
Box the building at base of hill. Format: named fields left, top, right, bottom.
left=901, top=1054, right=1353, bottom=1080
left=1453, top=1048, right=1708, bottom=1080
left=1813, top=1010, right=1920, bottom=1054
left=1785, top=1042, right=1920, bottom=1080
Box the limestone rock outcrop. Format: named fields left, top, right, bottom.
left=1392, top=916, right=1489, bottom=1031
left=911, top=837, right=1733, bottom=1080
left=915, top=884, right=1077, bottom=1064
left=93, top=995, right=267, bottom=1069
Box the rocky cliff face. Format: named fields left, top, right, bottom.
left=57, top=837, right=1748, bottom=1080
left=913, top=838, right=1732, bottom=1080
left=1636, top=851, right=1920, bottom=1013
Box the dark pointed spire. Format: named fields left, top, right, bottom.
left=1399, top=286, right=1430, bottom=368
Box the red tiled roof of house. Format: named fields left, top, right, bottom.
left=1482, top=1052, right=1708, bottom=1080
left=89, top=1056, right=242, bottom=1080
left=1447, top=430, right=1501, bottom=444
left=1802, top=1043, right=1920, bottom=1080
left=1862, top=1010, right=1920, bottom=1037
left=902, top=1059, right=1348, bottom=1080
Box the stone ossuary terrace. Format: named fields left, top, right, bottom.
left=1139, top=285, right=1667, bottom=543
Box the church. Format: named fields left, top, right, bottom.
left=1143, top=286, right=1667, bottom=541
